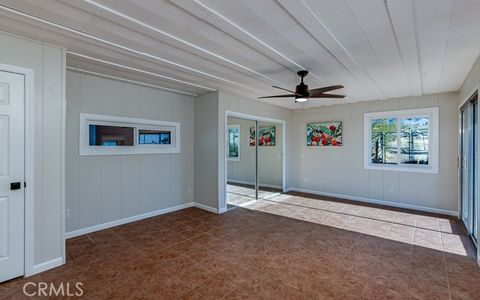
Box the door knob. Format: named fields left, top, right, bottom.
left=10, top=182, right=21, bottom=190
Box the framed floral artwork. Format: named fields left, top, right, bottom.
left=307, top=121, right=342, bottom=146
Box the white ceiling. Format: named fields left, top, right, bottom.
left=0, top=0, right=479, bottom=109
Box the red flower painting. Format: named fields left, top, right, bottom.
left=306, top=121, right=342, bottom=146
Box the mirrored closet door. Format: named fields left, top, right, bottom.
left=226, top=115, right=283, bottom=209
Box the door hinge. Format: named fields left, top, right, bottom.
left=24, top=182, right=27, bottom=188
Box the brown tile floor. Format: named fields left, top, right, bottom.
left=1, top=192, right=480, bottom=299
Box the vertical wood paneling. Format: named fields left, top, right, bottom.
left=101, top=157, right=122, bottom=222
left=102, top=78, right=122, bottom=116
left=383, top=172, right=400, bottom=202
left=140, top=155, right=157, bottom=213
left=41, top=46, right=63, bottom=261
left=140, top=88, right=157, bottom=120
left=416, top=174, right=438, bottom=208
left=352, top=102, right=369, bottom=198
left=66, top=71, right=81, bottom=114
left=31, top=43, right=46, bottom=266
left=78, top=157, right=101, bottom=228
left=122, top=83, right=141, bottom=118
left=368, top=170, right=384, bottom=200
left=156, top=155, right=172, bottom=208
left=169, top=155, right=184, bottom=207
left=194, top=92, right=220, bottom=208
left=156, top=90, right=174, bottom=121
left=65, top=71, right=194, bottom=232
left=65, top=72, right=80, bottom=232
left=437, top=93, right=459, bottom=211
left=80, top=74, right=102, bottom=113
left=398, top=173, right=418, bottom=205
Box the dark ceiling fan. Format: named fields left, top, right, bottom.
left=258, top=70, right=345, bottom=103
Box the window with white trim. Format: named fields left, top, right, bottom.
left=364, top=108, right=439, bottom=173
left=80, top=113, right=180, bottom=156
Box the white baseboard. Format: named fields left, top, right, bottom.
left=218, top=207, right=228, bottom=214
left=194, top=202, right=219, bottom=214
left=31, top=257, right=63, bottom=276
left=228, top=179, right=282, bottom=190
left=38, top=201, right=218, bottom=276
left=286, top=187, right=458, bottom=217
left=65, top=201, right=223, bottom=239
left=65, top=202, right=194, bottom=239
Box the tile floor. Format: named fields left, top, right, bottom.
left=1, top=192, right=479, bottom=299
left=227, top=183, right=281, bottom=208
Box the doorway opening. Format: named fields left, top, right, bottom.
left=225, top=113, right=284, bottom=210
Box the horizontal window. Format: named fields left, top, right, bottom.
left=80, top=113, right=180, bottom=156
left=364, top=108, right=438, bottom=173
left=89, top=125, right=134, bottom=146
left=138, top=130, right=171, bottom=145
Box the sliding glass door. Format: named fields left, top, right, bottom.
left=461, top=93, right=478, bottom=243
left=474, top=100, right=478, bottom=240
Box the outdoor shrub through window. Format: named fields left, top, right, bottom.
left=371, top=118, right=397, bottom=164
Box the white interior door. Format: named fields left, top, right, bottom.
left=0, top=70, right=25, bottom=282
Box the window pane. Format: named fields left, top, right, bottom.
left=371, top=118, right=397, bottom=164
left=400, top=117, right=429, bottom=165
left=228, top=127, right=239, bottom=158
left=89, top=125, right=134, bottom=146
left=138, top=129, right=171, bottom=145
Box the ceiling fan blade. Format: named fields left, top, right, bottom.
left=272, top=86, right=300, bottom=96
left=258, top=94, right=297, bottom=99
left=308, top=85, right=344, bottom=96
left=309, top=93, right=345, bottom=99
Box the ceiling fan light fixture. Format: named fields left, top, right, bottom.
left=295, top=97, right=308, bottom=103
left=257, top=70, right=345, bottom=103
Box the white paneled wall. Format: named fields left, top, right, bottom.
left=65, top=71, right=194, bottom=233
left=0, top=32, right=65, bottom=271
left=289, top=93, right=459, bottom=214
left=194, top=92, right=219, bottom=210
